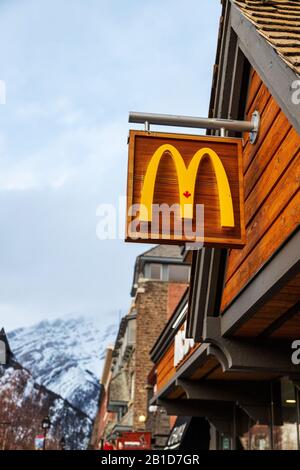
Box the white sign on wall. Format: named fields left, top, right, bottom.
left=174, top=322, right=194, bottom=367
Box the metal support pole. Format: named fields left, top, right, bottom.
left=129, top=111, right=260, bottom=144
left=270, top=383, right=275, bottom=450
left=232, top=403, right=236, bottom=451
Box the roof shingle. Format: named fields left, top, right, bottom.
left=234, top=0, right=300, bottom=75
left=142, top=245, right=183, bottom=259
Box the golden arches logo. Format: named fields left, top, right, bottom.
left=139, top=144, right=235, bottom=228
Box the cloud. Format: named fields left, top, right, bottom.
left=0, top=0, right=221, bottom=329
left=16, top=97, right=83, bottom=126
left=0, top=119, right=126, bottom=191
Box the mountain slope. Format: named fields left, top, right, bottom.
left=8, top=315, right=118, bottom=419
left=0, top=359, right=93, bottom=450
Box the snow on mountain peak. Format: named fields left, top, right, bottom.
left=7, top=314, right=118, bottom=419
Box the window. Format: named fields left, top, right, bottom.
left=118, top=405, right=128, bottom=421
left=213, top=378, right=300, bottom=450
left=149, top=263, right=162, bottom=280
left=127, top=318, right=136, bottom=345
left=168, top=265, right=190, bottom=283
left=272, top=378, right=298, bottom=450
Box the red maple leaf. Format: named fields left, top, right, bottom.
left=183, top=191, right=191, bottom=198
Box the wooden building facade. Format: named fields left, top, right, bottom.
left=150, top=0, right=300, bottom=450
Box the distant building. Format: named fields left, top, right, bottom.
left=0, top=328, right=13, bottom=365
left=93, top=245, right=191, bottom=449
left=89, top=346, right=113, bottom=448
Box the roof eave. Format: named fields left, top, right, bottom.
left=230, top=1, right=300, bottom=134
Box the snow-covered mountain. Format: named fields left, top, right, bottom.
left=8, top=314, right=118, bottom=419
left=0, top=359, right=92, bottom=450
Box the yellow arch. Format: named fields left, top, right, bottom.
left=139, top=144, right=235, bottom=228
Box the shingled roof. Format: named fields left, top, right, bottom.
left=234, top=0, right=300, bottom=75
left=130, top=244, right=185, bottom=296
left=142, top=245, right=183, bottom=260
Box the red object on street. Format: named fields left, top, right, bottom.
left=103, top=441, right=114, bottom=450
left=116, top=432, right=151, bottom=450
left=34, top=434, right=45, bottom=451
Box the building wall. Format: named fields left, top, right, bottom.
left=90, top=389, right=109, bottom=448
left=90, top=347, right=115, bottom=448
left=133, top=280, right=169, bottom=431
left=96, top=277, right=187, bottom=444
left=91, top=388, right=115, bottom=447
left=133, top=278, right=177, bottom=448
left=221, top=69, right=300, bottom=312
left=119, top=346, right=136, bottom=428
left=167, top=283, right=188, bottom=320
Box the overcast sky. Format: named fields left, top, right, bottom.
left=0, top=0, right=221, bottom=331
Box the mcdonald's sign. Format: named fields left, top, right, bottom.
left=126, top=131, right=245, bottom=247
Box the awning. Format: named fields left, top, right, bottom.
left=165, top=416, right=210, bottom=450
left=165, top=417, right=190, bottom=450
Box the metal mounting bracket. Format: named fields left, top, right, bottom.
left=249, top=110, right=260, bottom=144
left=129, top=110, right=260, bottom=144
left=203, top=316, right=300, bottom=376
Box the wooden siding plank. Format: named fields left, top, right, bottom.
left=244, top=111, right=292, bottom=199
left=245, top=125, right=298, bottom=218
left=236, top=274, right=300, bottom=337
left=222, top=189, right=300, bottom=310
left=221, top=65, right=300, bottom=313
left=243, top=96, right=281, bottom=172
left=225, top=149, right=300, bottom=285
left=246, top=79, right=271, bottom=121
left=246, top=71, right=262, bottom=115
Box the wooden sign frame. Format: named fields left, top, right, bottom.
left=126, top=130, right=245, bottom=248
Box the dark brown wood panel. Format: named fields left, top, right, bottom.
left=271, top=309, right=300, bottom=338
left=205, top=366, right=280, bottom=382
left=235, top=273, right=300, bottom=337
left=167, top=388, right=185, bottom=399
left=189, top=357, right=219, bottom=381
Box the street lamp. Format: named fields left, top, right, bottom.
left=41, top=416, right=51, bottom=450
left=60, top=436, right=66, bottom=450
left=138, top=414, right=146, bottom=424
